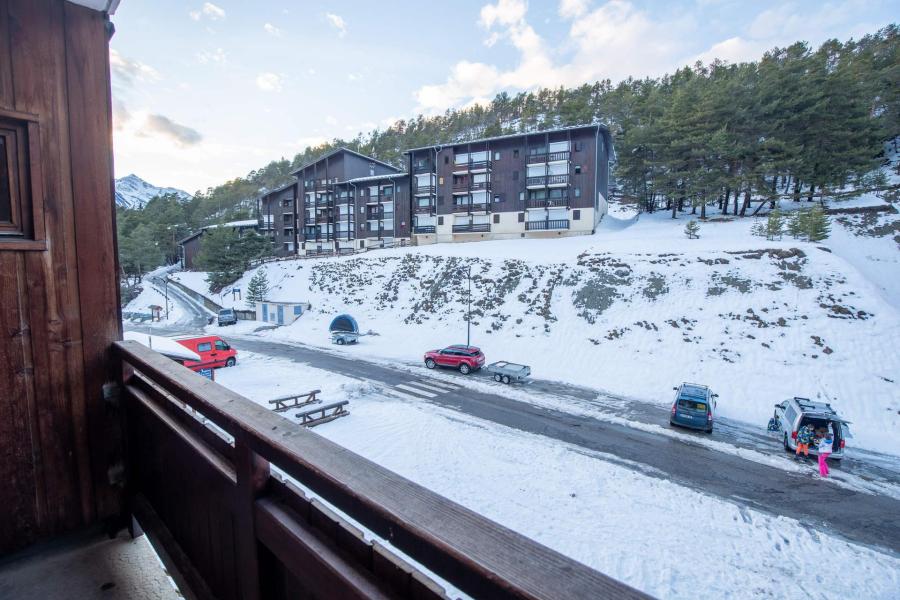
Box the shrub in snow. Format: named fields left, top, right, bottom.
left=766, top=209, right=785, bottom=241
left=806, top=206, right=831, bottom=241
left=684, top=220, right=700, bottom=239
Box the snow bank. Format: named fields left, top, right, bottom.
left=177, top=211, right=900, bottom=455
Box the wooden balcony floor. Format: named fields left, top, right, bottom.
left=0, top=529, right=182, bottom=600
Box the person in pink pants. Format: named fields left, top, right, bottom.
left=817, top=433, right=834, bottom=477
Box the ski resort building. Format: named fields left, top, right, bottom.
left=407, top=124, right=613, bottom=244
left=255, top=124, right=613, bottom=256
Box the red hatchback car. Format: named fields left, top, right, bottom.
left=424, top=345, right=485, bottom=374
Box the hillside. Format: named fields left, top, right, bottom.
left=167, top=198, right=900, bottom=456
left=115, top=173, right=191, bottom=209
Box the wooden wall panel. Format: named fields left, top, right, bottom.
left=0, top=0, right=121, bottom=554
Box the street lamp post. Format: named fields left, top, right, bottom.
left=164, top=279, right=169, bottom=320
left=466, top=264, right=472, bottom=348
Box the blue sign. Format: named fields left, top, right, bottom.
left=197, top=368, right=214, bottom=380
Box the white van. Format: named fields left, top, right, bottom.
left=771, top=397, right=851, bottom=460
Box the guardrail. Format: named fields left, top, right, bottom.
left=114, top=340, right=647, bottom=600
left=526, top=150, right=570, bottom=164
left=526, top=174, right=569, bottom=187
left=414, top=225, right=436, bottom=234
left=452, top=223, right=491, bottom=233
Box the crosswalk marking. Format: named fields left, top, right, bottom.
left=417, top=379, right=460, bottom=391
left=410, top=381, right=454, bottom=393
left=395, top=383, right=437, bottom=398
left=387, top=388, right=427, bottom=402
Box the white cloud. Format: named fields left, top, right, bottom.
left=326, top=13, right=347, bottom=37
left=196, top=48, right=227, bottom=65
left=307, top=68, right=317, bottom=76
left=189, top=2, right=225, bottom=21
left=109, top=49, right=160, bottom=86
left=693, top=36, right=769, bottom=65
left=256, top=72, right=283, bottom=92
left=137, top=114, right=203, bottom=147
left=325, top=115, right=338, bottom=126
left=347, top=73, right=362, bottom=82
left=559, top=0, right=590, bottom=19
left=264, top=23, right=282, bottom=37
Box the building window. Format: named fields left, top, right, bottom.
left=519, top=191, right=525, bottom=200
left=438, top=195, right=444, bottom=205
left=0, top=110, right=44, bottom=247
left=494, top=194, right=502, bottom=203
left=574, top=141, right=583, bottom=152
left=493, top=214, right=500, bottom=224
left=369, top=162, right=376, bottom=176
left=573, top=210, right=581, bottom=220
left=513, top=149, right=519, bottom=158
left=444, top=156, right=449, bottom=164
left=493, top=151, right=500, bottom=160
left=438, top=176, right=444, bottom=185
left=574, top=187, right=581, bottom=198
left=359, top=240, right=365, bottom=249
left=574, top=165, right=582, bottom=174
left=513, top=170, right=519, bottom=180
left=438, top=216, right=444, bottom=226
left=518, top=212, right=525, bottom=223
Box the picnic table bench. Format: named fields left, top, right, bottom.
left=296, top=401, right=349, bottom=428
left=267, top=389, right=321, bottom=413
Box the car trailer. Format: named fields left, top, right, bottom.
left=485, top=361, right=531, bottom=384
left=329, top=314, right=360, bottom=345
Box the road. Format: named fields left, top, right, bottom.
left=134, top=278, right=900, bottom=556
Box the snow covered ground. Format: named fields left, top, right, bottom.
left=214, top=352, right=900, bottom=600
left=172, top=202, right=900, bottom=456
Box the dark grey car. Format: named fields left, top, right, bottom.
left=217, top=308, right=237, bottom=326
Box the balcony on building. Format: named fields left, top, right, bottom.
left=526, top=218, right=571, bottom=231
left=414, top=184, right=435, bottom=196
left=452, top=222, right=491, bottom=233
left=527, top=195, right=570, bottom=209
left=452, top=151, right=492, bottom=174
left=412, top=159, right=432, bottom=173
left=526, top=173, right=570, bottom=189
left=414, top=200, right=435, bottom=214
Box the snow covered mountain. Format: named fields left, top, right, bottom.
left=115, top=174, right=191, bottom=209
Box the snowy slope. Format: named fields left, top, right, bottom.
left=215, top=353, right=900, bottom=600
left=115, top=173, right=191, bottom=209
left=173, top=208, right=900, bottom=455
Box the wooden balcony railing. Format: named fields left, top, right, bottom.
left=526, top=197, right=570, bottom=209
left=412, top=162, right=432, bottom=174
left=414, top=204, right=435, bottom=214
left=113, top=341, right=645, bottom=600
left=526, top=150, right=571, bottom=164
left=526, top=174, right=569, bottom=187
left=526, top=219, right=570, bottom=231
left=414, top=225, right=436, bottom=234
left=453, top=159, right=492, bottom=172
left=414, top=185, right=435, bottom=195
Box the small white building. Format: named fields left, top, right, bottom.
left=256, top=301, right=310, bottom=325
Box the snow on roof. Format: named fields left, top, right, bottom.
left=124, top=331, right=200, bottom=362
left=291, top=147, right=400, bottom=176
left=404, top=123, right=608, bottom=153
left=343, top=172, right=409, bottom=184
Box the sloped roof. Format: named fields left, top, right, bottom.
left=291, top=147, right=400, bottom=176
left=404, top=123, right=614, bottom=157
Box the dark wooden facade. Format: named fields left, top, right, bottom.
left=257, top=182, right=297, bottom=257
left=179, top=230, right=203, bottom=269
left=0, top=0, right=122, bottom=554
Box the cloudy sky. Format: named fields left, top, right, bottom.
left=110, top=0, right=897, bottom=193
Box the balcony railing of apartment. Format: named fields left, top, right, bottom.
left=315, top=214, right=331, bottom=224
left=414, top=225, right=436, bottom=234
left=453, top=159, right=492, bottom=172
left=412, top=162, right=432, bottom=174
left=111, top=340, right=645, bottom=600
left=336, top=195, right=354, bottom=204
left=366, top=208, right=384, bottom=220
left=414, top=204, right=435, bottom=214
left=315, top=197, right=332, bottom=207
left=526, top=150, right=571, bottom=164
left=452, top=223, right=491, bottom=233
left=313, top=180, right=329, bottom=191
left=526, top=196, right=570, bottom=209
left=414, top=185, right=436, bottom=196
left=526, top=219, right=571, bottom=231
left=526, top=174, right=570, bottom=187
left=469, top=202, right=489, bottom=212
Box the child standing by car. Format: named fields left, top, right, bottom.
left=795, top=423, right=816, bottom=458
left=817, top=432, right=834, bottom=477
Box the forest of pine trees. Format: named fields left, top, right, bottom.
left=117, top=25, right=899, bottom=282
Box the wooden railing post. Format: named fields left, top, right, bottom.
left=234, top=437, right=270, bottom=600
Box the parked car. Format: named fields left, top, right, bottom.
left=217, top=308, right=237, bottom=326
left=771, top=397, right=850, bottom=460
left=670, top=383, right=718, bottom=433
left=175, top=335, right=237, bottom=371
left=424, top=345, right=485, bottom=375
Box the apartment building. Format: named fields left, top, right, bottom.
left=292, top=148, right=401, bottom=254
left=257, top=181, right=298, bottom=256
left=332, top=172, right=411, bottom=252
left=406, top=124, right=613, bottom=243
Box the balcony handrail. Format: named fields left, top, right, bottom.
left=526, top=197, right=570, bottom=208
left=526, top=219, right=570, bottom=231
left=114, top=340, right=644, bottom=600
left=526, top=174, right=569, bottom=186
left=414, top=225, right=436, bottom=234
left=452, top=223, right=491, bottom=233
left=526, top=150, right=571, bottom=163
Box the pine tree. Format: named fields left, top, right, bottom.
left=684, top=219, right=700, bottom=239
left=766, top=209, right=785, bottom=240
left=787, top=209, right=808, bottom=239
left=806, top=205, right=831, bottom=241
left=750, top=220, right=766, bottom=238
left=246, top=269, right=269, bottom=306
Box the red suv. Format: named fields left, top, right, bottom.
left=424, top=345, right=485, bottom=374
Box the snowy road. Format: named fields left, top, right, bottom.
left=130, top=281, right=900, bottom=556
